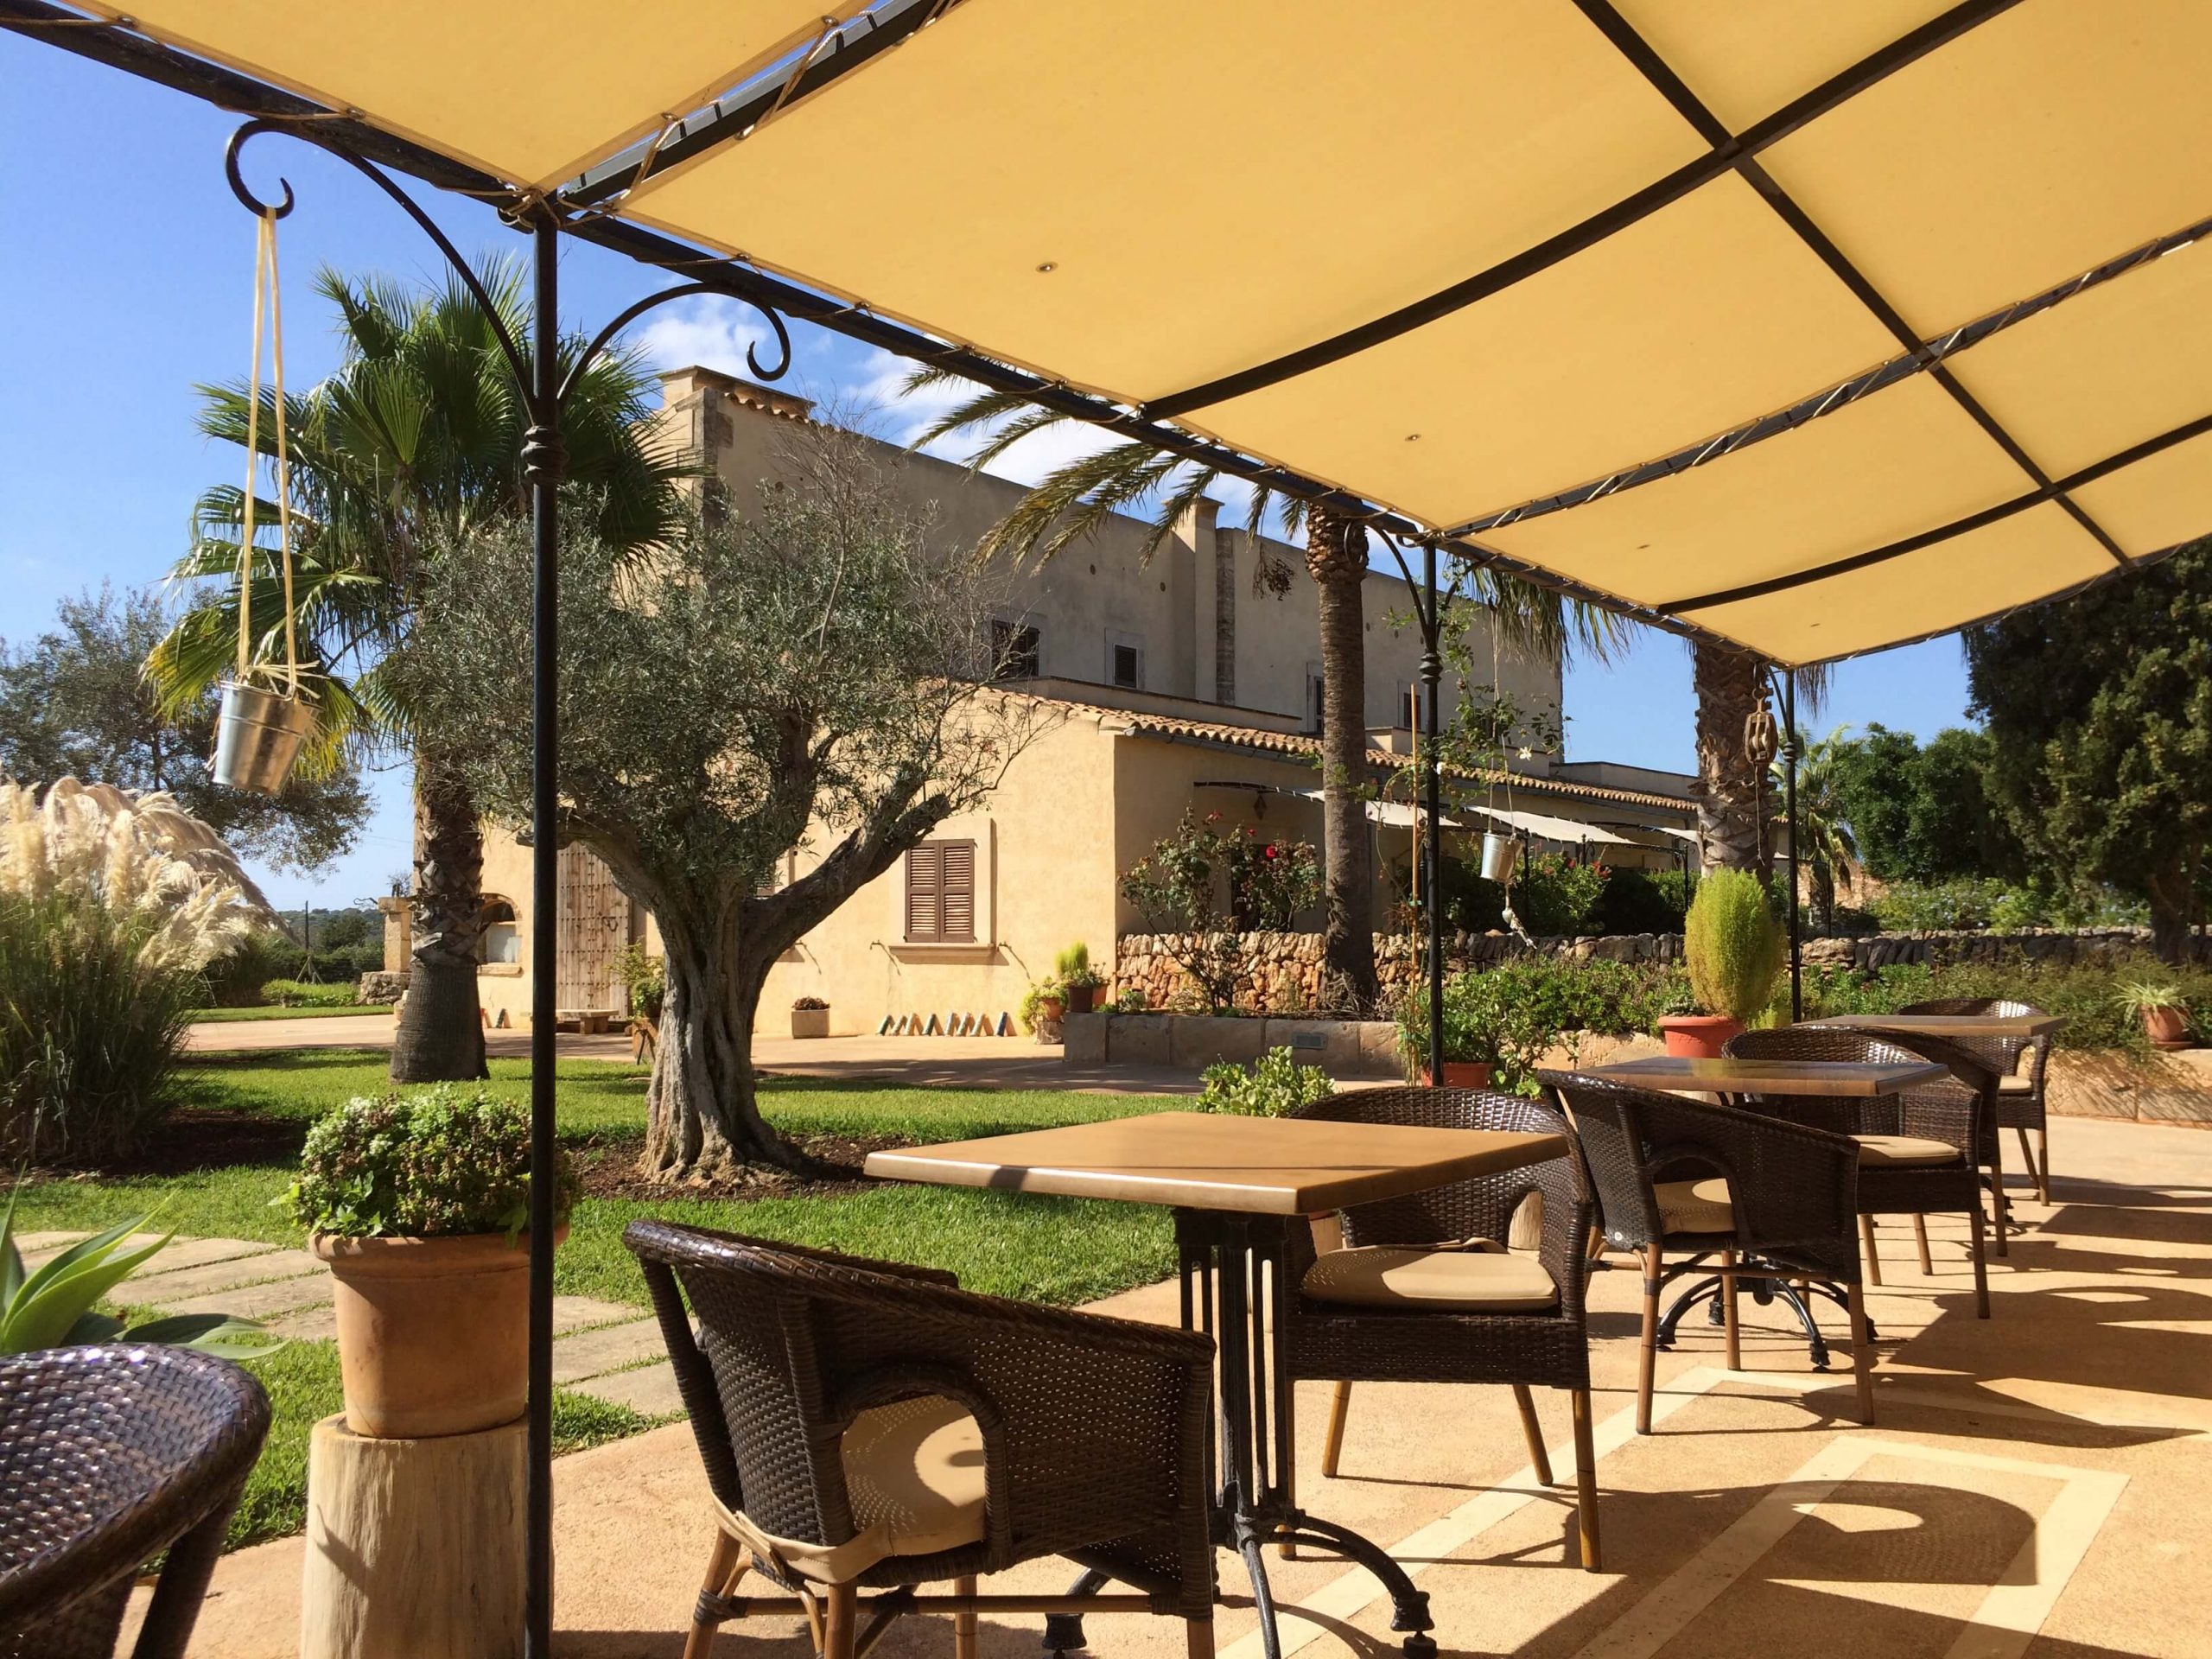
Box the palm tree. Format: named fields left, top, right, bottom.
left=149, top=261, right=693, bottom=1081
left=1692, top=647, right=1830, bottom=875
left=1777, top=724, right=1859, bottom=929
left=904, top=372, right=1623, bottom=1011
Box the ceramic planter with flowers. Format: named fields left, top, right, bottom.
left=287, top=1085, right=573, bottom=1439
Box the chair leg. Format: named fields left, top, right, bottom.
left=1185, top=1616, right=1216, bottom=1659
left=1570, top=1389, right=1602, bottom=1573
left=683, top=1532, right=750, bottom=1659
left=1512, top=1383, right=1554, bottom=1485
left=824, top=1584, right=859, bottom=1659
left=1912, top=1215, right=1934, bottom=1276
left=1989, top=1141, right=2012, bottom=1256
left=2025, top=1125, right=2052, bottom=1205
left=1859, top=1216, right=1882, bottom=1287
left=1968, top=1202, right=1991, bottom=1319
left=953, top=1575, right=978, bottom=1659
left=1719, top=1251, right=1741, bottom=1371
left=1321, top=1380, right=1352, bottom=1478
left=1637, top=1246, right=1662, bottom=1435
left=1847, top=1281, right=1876, bottom=1426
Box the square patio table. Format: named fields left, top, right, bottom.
left=1809, top=1012, right=2066, bottom=1039
left=867, top=1110, right=1567, bottom=1659
left=1576, top=1056, right=1950, bottom=1096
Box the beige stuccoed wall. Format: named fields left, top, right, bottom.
left=474, top=830, right=535, bottom=1028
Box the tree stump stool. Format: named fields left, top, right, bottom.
left=301, top=1413, right=525, bottom=1659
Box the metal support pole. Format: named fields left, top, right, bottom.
left=1420, top=542, right=1445, bottom=1081
left=523, top=212, right=564, bottom=1659
left=1783, top=672, right=1802, bottom=1022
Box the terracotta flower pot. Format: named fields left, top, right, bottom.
left=1065, top=983, right=1097, bottom=1015
left=315, top=1228, right=563, bottom=1439
left=2145, top=1007, right=2192, bottom=1052
left=1658, top=1014, right=1744, bottom=1059
left=1423, top=1061, right=1494, bottom=1090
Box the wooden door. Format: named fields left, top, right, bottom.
left=556, top=843, right=627, bottom=1011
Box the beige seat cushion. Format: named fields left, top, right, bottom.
left=1301, top=1239, right=1557, bottom=1312
left=1853, top=1134, right=1961, bottom=1166
left=1656, top=1178, right=1733, bottom=1236
left=714, top=1395, right=985, bottom=1584
left=1998, top=1074, right=2036, bottom=1096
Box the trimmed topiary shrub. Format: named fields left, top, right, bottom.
left=1684, top=868, right=1784, bottom=1024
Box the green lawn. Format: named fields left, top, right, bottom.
left=14, top=1052, right=1177, bottom=1551
left=189, top=1004, right=391, bottom=1023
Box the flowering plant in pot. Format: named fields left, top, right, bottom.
left=1396, top=976, right=1498, bottom=1089
left=1055, top=942, right=1106, bottom=1014
left=1018, top=976, right=1065, bottom=1039
left=285, top=1084, right=574, bottom=1439
left=1664, top=869, right=1783, bottom=1057
left=790, top=994, right=830, bottom=1039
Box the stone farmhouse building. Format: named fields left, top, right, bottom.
left=449, top=365, right=1695, bottom=1035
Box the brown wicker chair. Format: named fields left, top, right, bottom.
left=1541, top=1071, right=1875, bottom=1428
left=0, top=1344, right=271, bottom=1659
left=1725, top=1027, right=1991, bottom=1315
left=625, top=1220, right=1220, bottom=1659
left=1276, top=1088, right=1600, bottom=1571
left=1901, top=997, right=2053, bottom=1204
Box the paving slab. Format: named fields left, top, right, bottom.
left=151, top=1275, right=340, bottom=1321
left=550, top=1319, right=669, bottom=1386
left=269, top=1292, right=642, bottom=1345
left=124, top=1250, right=321, bottom=1302
left=570, top=1363, right=683, bottom=1417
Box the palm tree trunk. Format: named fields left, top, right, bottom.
left=390, top=754, right=488, bottom=1083
left=1307, top=511, right=1378, bottom=1011
left=1691, top=641, right=1768, bottom=875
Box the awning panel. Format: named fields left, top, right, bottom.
left=626, top=0, right=1705, bottom=404
left=1678, top=500, right=2110, bottom=662
left=90, top=0, right=847, bottom=188
left=1611, top=0, right=1962, bottom=130
left=1758, top=0, right=2212, bottom=334
left=1465, top=806, right=1636, bottom=848
left=1184, top=176, right=1904, bottom=529
left=2069, top=429, right=2212, bottom=559
left=1943, top=237, right=2212, bottom=479
left=1479, top=375, right=2033, bottom=609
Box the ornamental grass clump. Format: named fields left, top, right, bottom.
left=0, top=779, right=266, bottom=1162
left=287, top=1085, right=575, bottom=1240
left=1683, top=868, right=1785, bottom=1025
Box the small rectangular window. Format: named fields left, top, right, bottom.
left=1307, top=670, right=1326, bottom=734
left=991, top=618, right=1041, bottom=681
left=1111, top=642, right=1141, bottom=688
left=904, top=841, right=976, bottom=943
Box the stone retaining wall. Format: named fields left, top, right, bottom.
left=1113, top=925, right=2205, bottom=1013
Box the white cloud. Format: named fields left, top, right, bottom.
left=632, top=299, right=779, bottom=382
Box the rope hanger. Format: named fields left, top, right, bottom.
left=235, top=206, right=301, bottom=698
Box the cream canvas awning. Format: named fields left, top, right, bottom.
left=1464, top=806, right=1638, bottom=849
left=38, top=0, right=2212, bottom=664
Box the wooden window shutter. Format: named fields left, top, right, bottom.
left=940, top=841, right=976, bottom=942
left=906, top=845, right=943, bottom=942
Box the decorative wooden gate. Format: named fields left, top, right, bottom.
left=555, top=843, right=629, bottom=1012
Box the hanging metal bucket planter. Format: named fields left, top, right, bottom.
left=212, top=681, right=316, bottom=794
left=210, top=207, right=311, bottom=797
left=1479, top=830, right=1518, bottom=884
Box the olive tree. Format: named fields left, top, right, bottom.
left=404, top=431, right=1032, bottom=1176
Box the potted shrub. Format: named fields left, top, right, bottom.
left=2120, top=982, right=2194, bottom=1051
left=1398, top=977, right=1496, bottom=1089
left=287, top=1085, right=573, bottom=1439
left=791, top=995, right=830, bottom=1039
left=1056, top=942, right=1106, bottom=1014
left=1019, top=977, right=1066, bottom=1040
left=1662, top=868, right=1783, bottom=1058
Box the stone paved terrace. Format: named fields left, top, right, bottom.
left=103, top=1109, right=2212, bottom=1658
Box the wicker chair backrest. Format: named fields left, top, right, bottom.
left=1288, top=1086, right=1577, bottom=1249
left=1900, top=996, right=2042, bottom=1075
left=0, top=1345, right=270, bottom=1650
left=1540, top=1077, right=1668, bottom=1249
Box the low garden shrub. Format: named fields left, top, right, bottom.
left=1197, top=1046, right=1335, bottom=1116
left=1592, top=867, right=1690, bottom=935
left=1801, top=952, right=2212, bottom=1057
left=1866, top=876, right=2149, bottom=932
left=286, top=1084, right=576, bottom=1240
left=260, top=978, right=361, bottom=1009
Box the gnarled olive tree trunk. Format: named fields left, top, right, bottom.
left=1307, top=509, right=1378, bottom=1012
left=390, top=755, right=486, bottom=1083
left=1691, top=640, right=1768, bottom=876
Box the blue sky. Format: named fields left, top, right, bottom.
left=0, top=36, right=1973, bottom=908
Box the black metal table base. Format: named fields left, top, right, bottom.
left=1656, top=1263, right=1873, bottom=1370
left=1047, top=1211, right=1433, bottom=1659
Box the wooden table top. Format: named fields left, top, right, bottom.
left=1811, top=1013, right=2067, bottom=1038
left=863, top=1110, right=1568, bottom=1217
left=1579, top=1055, right=1950, bottom=1096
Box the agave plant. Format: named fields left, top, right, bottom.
left=0, top=1197, right=283, bottom=1359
